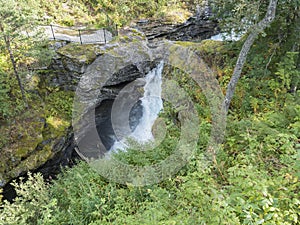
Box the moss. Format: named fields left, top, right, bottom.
left=173, top=40, right=227, bottom=71
left=46, top=116, right=69, bottom=130
left=0, top=87, right=73, bottom=186
left=0, top=108, right=47, bottom=183
left=0, top=119, right=70, bottom=184
left=42, top=90, right=73, bottom=141
left=125, top=28, right=147, bottom=41
left=120, top=35, right=131, bottom=43
left=110, top=29, right=146, bottom=45
left=43, top=120, right=70, bottom=140
left=197, top=40, right=225, bottom=54
left=8, top=146, right=53, bottom=178
left=130, top=28, right=144, bottom=36
left=57, top=43, right=97, bottom=64
left=5, top=117, right=44, bottom=160
left=175, top=40, right=224, bottom=50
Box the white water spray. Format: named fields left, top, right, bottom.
left=109, top=61, right=164, bottom=153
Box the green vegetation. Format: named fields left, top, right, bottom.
left=0, top=106, right=299, bottom=224
left=36, top=0, right=195, bottom=27
left=1, top=38, right=299, bottom=223
left=0, top=0, right=299, bottom=224
left=0, top=0, right=54, bottom=105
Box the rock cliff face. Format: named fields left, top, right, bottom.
left=133, top=10, right=219, bottom=42
left=72, top=38, right=160, bottom=158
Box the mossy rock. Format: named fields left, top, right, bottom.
left=174, top=40, right=227, bottom=70
left=175, top=40, right=224, bottom=53
left=0, top=111, right=45, bottom=185
left=196, top=40, right=225, bottom=54
left=55, top=43, right=121, bottom=75
left=57, top=43, right=98, bottom=64
left=0, top=88, right=74, bottom=187
left=111, top=29, right=147, bottom=44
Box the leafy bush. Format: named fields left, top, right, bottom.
left=44, top=91, right=74, bottom=120
left=1, top=90, right=299, bottom=225
left=0, top=172, right=57, bottom=225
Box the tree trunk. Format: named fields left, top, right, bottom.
left=223, top=0, right=278, bottom=113
left=0, top=25, right=28, bottom=108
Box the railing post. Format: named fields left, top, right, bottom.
left=78, top=29, right=83, bottom=44
left=50, top=24, right=55, bottom=40
left=103, top=29, right=106, bottom=44
left=106, top=14, right=109, bottom=27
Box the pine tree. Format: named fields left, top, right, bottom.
left=0, top=0, right=42, bottom=107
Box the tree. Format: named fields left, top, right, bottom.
left=0, top=0, right=42, bottom=107
left=222, top=0, right=278, bottom=113
left=211, top=0, right=300, bottom=112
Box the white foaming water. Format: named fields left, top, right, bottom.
left=109, top=61, right=164, bottom=153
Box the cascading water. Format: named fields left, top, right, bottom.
left=109, top=61, right=164, bottom=154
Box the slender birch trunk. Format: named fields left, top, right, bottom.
left=223, top=0, right=278, bottom=113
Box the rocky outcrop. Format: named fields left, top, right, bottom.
left=2, top=129, right=80, bottom=202
left=0, top=105, right=82, bottom=200
left=1, top=32, right=157, bottom=200
left=73, top=39, right=160, bottom=158
left=44, top=41, right=120, bottom=91
left=133, top=11, right=219, bottom=42
left=84, top=61, right=157, bottom=153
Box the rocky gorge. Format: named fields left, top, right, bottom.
left=1, top=12, right=219, bottom=200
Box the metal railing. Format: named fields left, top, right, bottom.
left=42, top=24, right=118, bottom=44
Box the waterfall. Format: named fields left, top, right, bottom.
left=109, top=61, right=164, bottom=154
